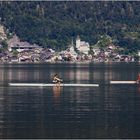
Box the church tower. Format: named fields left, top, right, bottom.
left=76, top=35, right=80, bottom=50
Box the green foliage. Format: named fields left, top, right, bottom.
left=12, top=49, right=18, bottom=56
left=97, top=35, right=113, bottom=48
left=0, top=1, right=140, bottom=51
left=1, top=40, right=8, bottom=50
left=125, top=32, right=139, bottom=39
left=0, top=47, right=4, bottom=53
left=121, top=31, right=140, bottom=52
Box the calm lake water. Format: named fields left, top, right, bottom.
left=0, top=62, right=140, bottom=139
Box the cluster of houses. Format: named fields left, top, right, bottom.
left=0, top=25, right=137, bottom=63
left=0, top=35, right=137, bottom=63
left=54, top=36, right=135, bottom=62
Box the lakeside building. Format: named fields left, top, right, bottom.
left=0, top=25, right=7, bottom=41
left=138, top=51, right=140, bottom=56
left=76, top=35, right=90, bottom=55
left=138, top=51, right=140, bottom=61
left=7, top=35, right=43, bottom=52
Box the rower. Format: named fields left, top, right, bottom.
left=136, top=74, right=140, bottom=84
left=52, top=74, right=63, bottom=85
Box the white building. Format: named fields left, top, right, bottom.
left=138, top=51, right=140, bottom=57
left=76, top=36, right=90, bottom=54
left=138, top=51, right=140, bottom=62
left=7, top=35, right=43, bottom=52
left=0, top=25, right=7, bottom=41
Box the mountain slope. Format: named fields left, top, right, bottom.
left=0, top=1, right=140, bottom=52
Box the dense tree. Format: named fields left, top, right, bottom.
left=1, top=40, right=8, bottom=50
left=0, top=1, right=140, bottom=52
left=97, top=35, right=113, bottom=48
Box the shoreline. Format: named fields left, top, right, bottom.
left=0, top=61, right=139, bottom=65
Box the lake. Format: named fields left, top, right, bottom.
left=0, top=62, right=140, bottom=139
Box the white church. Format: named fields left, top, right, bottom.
left=76, top=35, right=90, bottom=55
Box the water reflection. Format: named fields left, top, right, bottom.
left=0, top=87, right=4, bottom=138
left=0, top=63, right=140, bottom=138
left=137, top=86, right=140, bottom=93
left=53, top=85, right=62, bottom=106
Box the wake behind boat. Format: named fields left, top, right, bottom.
left=9, top=83, right=99, bottom=87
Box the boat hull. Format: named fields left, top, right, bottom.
left=9, top=83, right=99, bottom=87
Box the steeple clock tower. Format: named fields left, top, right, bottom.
left=76, top=35, right=80, bottom=50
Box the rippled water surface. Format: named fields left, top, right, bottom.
left=0, top=62, right=140, bottom=139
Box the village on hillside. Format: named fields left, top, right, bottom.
left=0, top=25, right=138, bottom=63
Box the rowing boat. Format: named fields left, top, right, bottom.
left=9, top=83, right=99, bottom=87
left=110, top=81, right=137, bottom=84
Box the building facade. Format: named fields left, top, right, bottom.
left=76, top=36, right=90, bottom=54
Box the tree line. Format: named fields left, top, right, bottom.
left=0, top=1, right=140, bottom=52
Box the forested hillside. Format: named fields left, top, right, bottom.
left=0, top=1, right=140, bottom=52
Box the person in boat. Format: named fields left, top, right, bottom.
left=52, top=74, right=63, bottom=85
left=137, top=74, right=140, bottom=84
